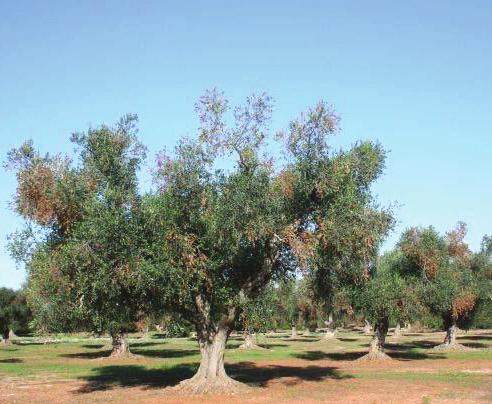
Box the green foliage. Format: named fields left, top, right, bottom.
left=397, top=224, right=490, bottom=332
left=238, top=286, right=277, bottom=333
left=0, top=288, right=31, bottom=337
left=352, top=251, right=422, bottom=327
left=8, top=115, right=151, bottom=337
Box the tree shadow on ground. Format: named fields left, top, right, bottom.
left=131, top=348, right=199, bottom=359
left=293, top=350, right=365, bottom=361
left=264, top=334, right=291, bottom=339
left=458, top=342, right=488, bottom=349
left=75, top=361, right=350, bottom=393
left=151, top=333, right=167, bottom=339
left=257, top=343, right=289, bottom=349
left=81, top=344, right=105, bottom=349
left=129, top=341, right=164, bottom=348
left=229, top=361, right=351, bottom=387
left=458, top=335, right=492, bottom=341
left=294, top=348, right=444, bottom=361
left=388, top=340, right=438, bottom=349
left=76, top=364, right=197, bottom=392
left=61, top=347, right=198, bottom=360
left=282, top=337, right=320, bottom=342
left=0, top=358, right=22, bottom=363
left=61, top=350, right=113, bottom=359
left=336, top=337, right=358, bottom=342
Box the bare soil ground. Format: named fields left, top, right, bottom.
left=1, top=329, right=491, bottom=403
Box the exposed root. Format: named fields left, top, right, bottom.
left=169, top=375, right=251, bottom=395
left=356, top=350, right=392, bottom=362
left=433, top=343, right=475, bottom=352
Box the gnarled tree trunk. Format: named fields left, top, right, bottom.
left=392, top=323, right=402, bottom=338
left=434, top=319, right=470, bottom=351
left=358, top=317, right=391, bottom=361
left=239, top=330, right=263, bottom=350
left=173, top=325, right=248, bottom=394
left=324, top=313, right=336, bottom=339
left=172, top=295, right=249, bottom=394
left=363, top=319, right=372, bottom=335
left=109, top=332, right=131, bottom=358
left=290, top=325, right=297, bottom=338
left=1, top=329, right=10, bottom=345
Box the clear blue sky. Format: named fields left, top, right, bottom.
left=1, top=0, right=491, bottom=289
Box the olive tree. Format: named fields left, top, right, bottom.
left=237, top=285, right=277, bottom=349
left=143, top=90, right=392, bottom=393
left=352, top=251, right=421, bottom=360
left=7, top=115, right=150, bottom=356
left=398, top=223, right=485, bottom=350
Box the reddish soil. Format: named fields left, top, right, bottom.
left=1, top=357, right=490, bottom=403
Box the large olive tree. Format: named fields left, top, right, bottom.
left=143, top=90, right=393, bottom=393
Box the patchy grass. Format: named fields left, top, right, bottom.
left=0, top=328, right=491, bottom=402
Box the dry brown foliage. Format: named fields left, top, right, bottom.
left=452, top=291, right=478, bottom=320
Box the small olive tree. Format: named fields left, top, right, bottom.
left=398, top=223, right=486, bottom=350
left=238, top=285, right=277, bottom=349
left=352, top=251, right=421, bottom=360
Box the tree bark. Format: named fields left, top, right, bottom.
left=358, top=318, right=391, bottom=361
left=1, top=330, right=10, bottom=345
left=363, top=319, right=372, bottom=335
left=109, top=332, right=131, bottom=358
left=434, top=320, right=470, bottom=351
left=239, top=330, right=263, bottom=350
left=392, top=323, right=402, bottom=338
left=290, top=325, right=297, bottom=338
left=444, top=323, right=457, bottom=345
left=324, top=313, right=336, bottom=339
left=173, top=325, right=248, bottom=394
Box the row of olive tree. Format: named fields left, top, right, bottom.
left=6, top=90, right=393, bottom=393
left=343, top=223, right=492, bottom=361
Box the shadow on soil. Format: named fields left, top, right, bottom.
left=61, top=347, right=199, bottom=360
left=75, top=361, right=351, bottom=393
left=294, top=346, right=446, bottom=361
left=0, top=358, right=22, bottom=363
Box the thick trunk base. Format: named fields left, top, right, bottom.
left=433, top=342, right=473, bottom=351
left=433, top=324, right=473, bottom=351
left=290, top=326, right=298, bottom=338
left=239, top=333, right=264, bottom=350
left=171, top=329, right=250, bottom=395
left=357, top=350, right=392, bottom=361
left=363, top=320, right=372, bottom=335
left=358, top=319, right=390, bottom=361
left=107, top=334, right=132, bottom=359
left=1, top=338, right=11, bottom=346
left=171, top=373, right=249, bottom=395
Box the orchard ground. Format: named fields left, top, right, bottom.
left=1, top=328, right=491, bottom=403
